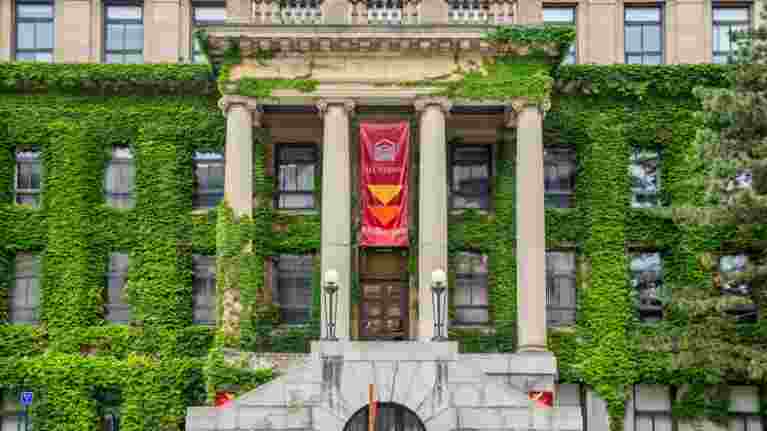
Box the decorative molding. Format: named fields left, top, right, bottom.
left=413, top=96, right=453, bottom=116
left=504, top=98, right=550, bottom=128
left=316, top=98, right=356, bottom=117
left=218, top=95, right=263, bottom=126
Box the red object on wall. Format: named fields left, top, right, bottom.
left=360, top=122, right=410, bottom=247
left=529, top=391, right=554, bottom=408
left=214, top=392, right=235, bottom=408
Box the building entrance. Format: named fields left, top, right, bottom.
left=359, top=249, right=409, bottom=340
left=342, top=403, right=425, bottom=431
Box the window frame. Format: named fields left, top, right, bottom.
left=192, top=254, right=216, bottom=325
left=274, top=254, right=314, bottom=325
left=624, top=5, right=664, bottom=65
left=192, top=150, right=225, bottom=210
left=452, top=251, right=490, bottom=326
left=274, top=144, right=318, bottom=211
left=545, top=250, right=577, bottom=327
left=449, top=143, right=493, bottom=211
left=712, top=4, right=751, bottom=64
left=632, top=385, right=674, bottom=431
left=191, top=2, right=226, bottom=63
left=630, top=146, right=661, bottom=208
left=542, top=5, right=577, bottom=64
left=14, top=0, right=55, bottom=62
left=103, top=2, right=144, bottom=64
left=544, top=146, right=576, bottom=208
left=104, top=146, right=135, bottom=209
left=14, top=147, right=42, bottom=208
left=105, top=252, right=130, bottom=324
left=10, top=252, right=41, bottom=325
left=629, top=251, right=665, bottom=322
left=718, top=253, right=757, bottom=321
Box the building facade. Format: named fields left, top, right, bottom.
left=0, top=0, right=765, bottom=431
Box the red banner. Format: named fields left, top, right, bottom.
left=360, top=122, right=409, bottom=247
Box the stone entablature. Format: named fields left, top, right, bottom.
left=187, top=342, right=574, bottom=431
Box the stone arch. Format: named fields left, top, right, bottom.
left=342, top=402, right=427, bottom=431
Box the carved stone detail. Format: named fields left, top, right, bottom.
left=413, top=96, right=453, bottom=115
left=316, top=98, right=356, bottom=117
left=218, top=95, right=263, bottom=126
left=504, top=98, right=550, bottom=128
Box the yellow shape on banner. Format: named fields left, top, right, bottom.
left=368, top=184, right=402, bottom=205
left=370, top=206, right=400, bottom=225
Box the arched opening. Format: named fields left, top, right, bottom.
left=342, top=402, right=426, bottom=431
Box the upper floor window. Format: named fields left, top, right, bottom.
left=453, top=252, right=489, bottom=325
left=275, top=254, right=313, bottom=324
left=193, top=151, right=224, bottom=210
left=450, top=145, right=491, bottom=210
left=105, top=253, right=130, bottom=323
left=720, top=254, right=757, bottom=322
left=630, top=252, right=664, bottom=322
left=105, top=4, right=143, bottom=64
left=276, top=145, right=317, bottom=210
left=630, top=148, right=660, bottom=208
left=192, top=3, right=226, bottom=63
left=625, top=7, right=663, bottom=64
left=15, top=148, right=42, bottom=208
left=546, top=251, right=576, bottom=326
left=10, top=253, right=40, bottom=324
left=105, top=146, right=135, bottom=209
left=543, top=7, right=576, bottom=64
left=15, top=1, right=54, bottom=62
left=544, top=147, right=575, bottom=208
left=192, top=255, right=216, bottom=325
left=713, top=7, right=750, bottom=64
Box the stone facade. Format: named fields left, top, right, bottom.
left=188, top=342, right=572, bottom=431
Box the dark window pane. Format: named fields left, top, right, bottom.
left=11, top=253, right=40, bottom=324
left=451, top=146, right=491, bottom=210
left=105, top=147, right=135, bottom=209
left=277, top=255, right=313, bottom=324
left=16, top=149, right=41, bottom=207
left=630, top=148, right=660, bottom=208
left=453, top=252, right=489, bottom=324
left=546, top=251, right=576, bottom=326
left=106, top=253, right=130, bottom=323
left=192, top=255, right=216, bottom=324
left=630, top=252, right=664, bottom=321
left=277, top=145, right=317, bottom=210
left=193, top=152, right=224, bottom=210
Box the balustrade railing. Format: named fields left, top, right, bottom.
left=253, top=0, right=323, bottom=24
left=448, top=0, right=513, bottom=24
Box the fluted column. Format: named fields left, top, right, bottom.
left=219, top=95, right=261, bottom=218
left=414, top=97, right=452, bottom=341
left=318, top=99, right=355, bottom=341
left=507, top=101, right=547, bottom=352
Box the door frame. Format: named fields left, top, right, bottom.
left=358, top=248, right=410, bottom=341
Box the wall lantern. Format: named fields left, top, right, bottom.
left=431, top=268, right=448, bottom=341
left=323, top=269, right=339, bottom=341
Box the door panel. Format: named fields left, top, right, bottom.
left=360, top=281, right=408, bottom=340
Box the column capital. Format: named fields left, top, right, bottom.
left=316, top=98, right=356, bottom=117
left=504, top=98, right=550, bottom=128
left=414, top=96, right=452, bottom=115
left=218, top=95, right=262, bottom=125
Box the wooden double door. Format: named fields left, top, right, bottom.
left=359, top=249, right=409, bottom=340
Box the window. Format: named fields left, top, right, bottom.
left=15, top=1, right=54, bottom=62
left=544, top=148, right=575, bottom=208
left=719, top=254, right=757, bottom=321
left=105, top=253, right=130, bottom=323
left=625, top=7, right=663, bottom=64
left=546, top=251, right=576, bottom=326
left=1, top=390, right=30, bottom=431
left=450, top=145, right=491, bottom=210
left=454, top=252, right=489, bottom=325
left=543, top=7, right=576, bottom=64
left=192, top=4, right=226, bottom=63
left=105, top=4, right=143, bottom=64
left=193, top=151, right=224, bottom=210
left=630, top=252, right=664, bottom=322
left=729, top=387, right=762, bottom=431
left=630, top=148, right=660, bottom=208
left=632, top=385, right=672, bottom=431
left=10, top=253, right=40, bottom=324
left=105, top=146, right=135, bottom=209
left=192, top=255, right=216, bottom=325
left=713, top=7, right=750, bottom=64
left=275, top=255, right=313, bottom=324
left=15, top=148, right=42, bottom=207
left=276, top=145, right=317, bottom=210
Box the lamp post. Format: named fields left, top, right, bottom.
left=431, top=268, right=447, bottom=341
left=323, top=269, right=339, bottom=341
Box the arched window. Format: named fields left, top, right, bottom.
left=343, top=402, right=425, bottom=431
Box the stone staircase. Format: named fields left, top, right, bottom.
left=186, top=342, right=582, bottom=431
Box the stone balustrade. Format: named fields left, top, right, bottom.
left=247, top=0, right=516, bottom=24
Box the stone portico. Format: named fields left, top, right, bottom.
left=188, top=23, right=568, bottom=431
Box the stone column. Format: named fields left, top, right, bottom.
left=219, top=95, right=261, bottom=218
left=516, top=0, right=542, bottom=24
left=0, top=0, right=13, bottom=60
left=414, top=97, right=451, bottom=341
left=508, top=101, right=547, bottom=352
left=318, top=99, right=355, bottom=341
left=145, top=0, right=183, bottom=63
left=56, top=0, right=95, bottom=62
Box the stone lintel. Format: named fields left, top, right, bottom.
left=218, top=95, right=263, bottom=126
